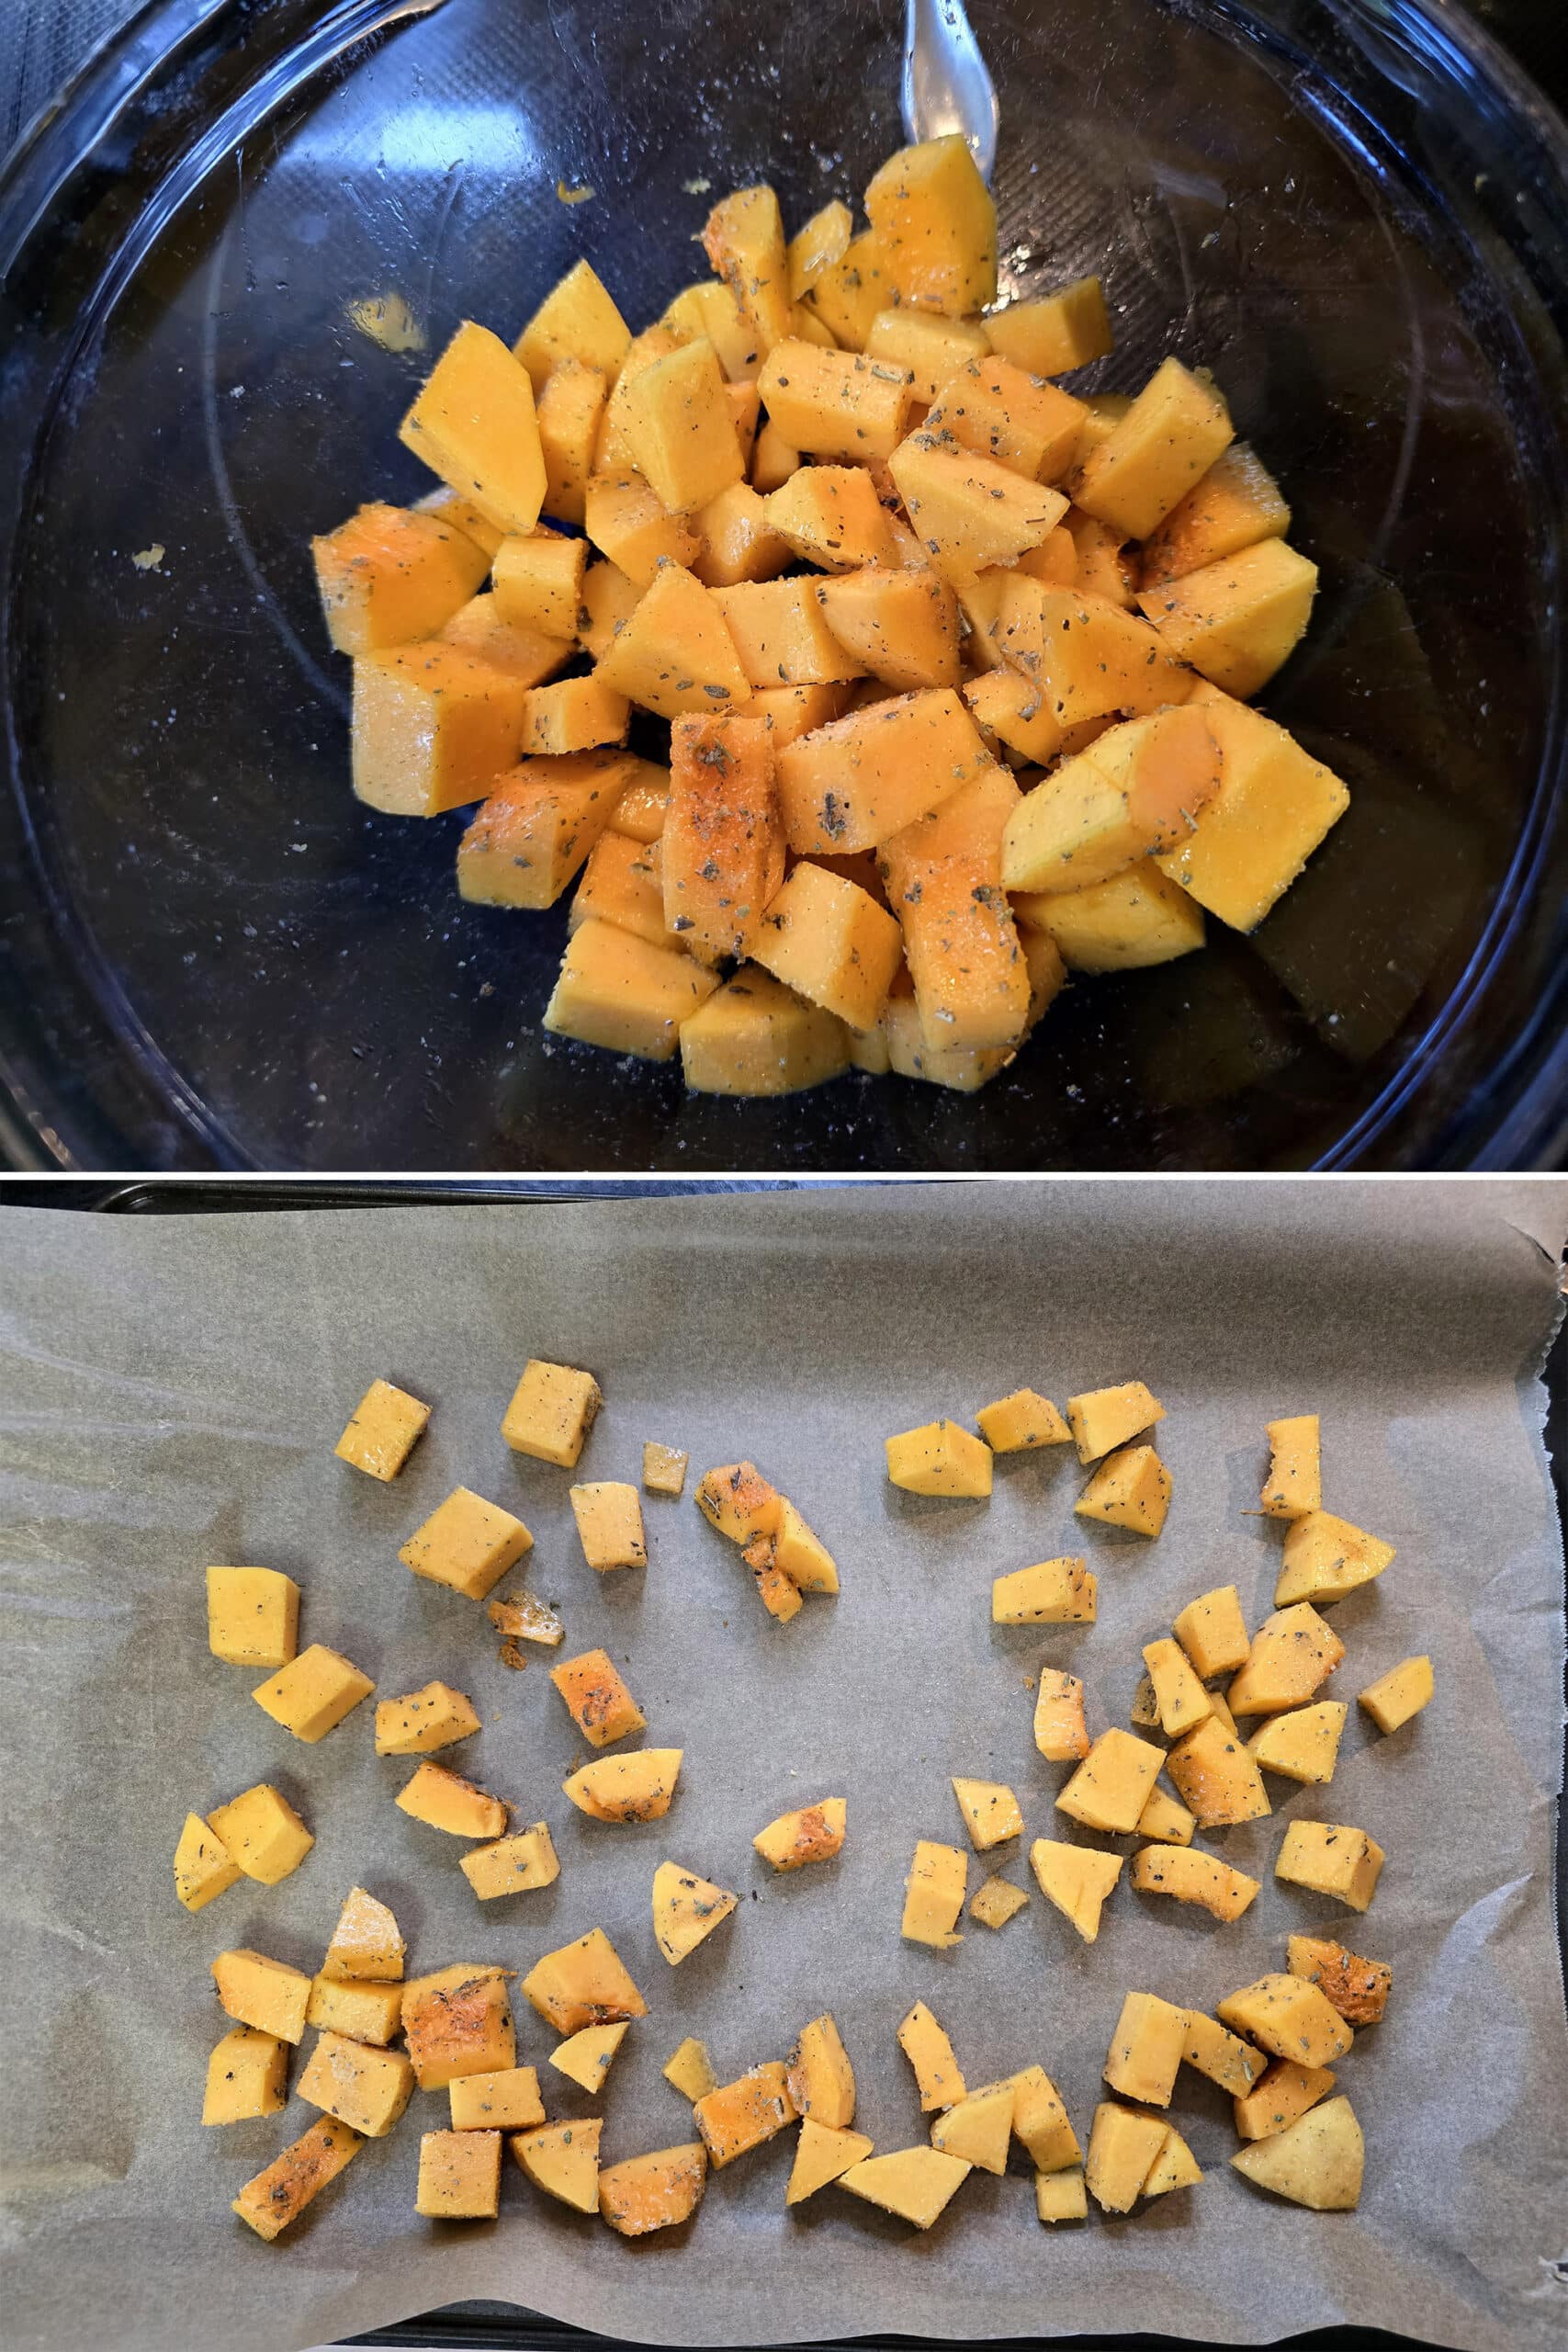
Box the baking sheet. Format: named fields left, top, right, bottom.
left=1, top=1180, right=1565, bottom=2352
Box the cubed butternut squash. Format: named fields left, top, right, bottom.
left=520, top=1928, right=647, bottom=2033
left=1074, top=356, right=1234, bottom=540
left=514, top=259, right=630, bottom=392
left=206, top=1565, right=300, bottom=1668
left=923, top=357, right=1087, bottom=483
left=549, top=1647, right=646, bottom=1746
left=887, top=1417, right=994, bottom=1498
left=776, top=686, right=988, bottom=854
left=815, top=567, right=962, bottom=692
left=985, top=278, right=1112, bottom=376
left=457, top=748, right=645, bottom=910
left=1154, top=681, right=1349, bottom=931
left=863, top=135, right=998, bottom=314
left=625, top=337, right=746, bottom=514
left=1359, top=1656, right=1434, bottom=1735
left=402, top=1965, right=515, bottom=2088
left=351, top=645, right=526, bottom=818
left=1055, top=1728, right=1163, bottom=1834
left=890, top=435, right=1067, bottom=582
left=755, top=341, right=914, bottom=463
left=902, top=1838, right=967, bottom=1947
left=333, top=1378, right=430, bottom=1483
left=544, top=918, right=720, bottom=1057
left=652, top=1860, right=738, bottom=1963
left=399, top=1486, right=533, bottom=1600
left=312, top=502, right=490, bottom=655
left=599, top=2143, right=708, bottom=2234
left=563, top=1747, right=683, bottom=1823
left=1231, top=2094, right=1364, bottom=2210
left=1030, top=1840, right=1123, bottom=1940
left=1140, top=442, right=1291, bottom=587
left=400, top=320, right=547, bottom=536
left=1275, top=1820, right=1385, bottom=1912
left=1138, top=537, right=1318, bottom=697
left=702, top=184, right=794, bottom=354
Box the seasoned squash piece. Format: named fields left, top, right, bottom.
left=865, top=134, right=997, bottom=313
left=1130, top=1671, right=1162, bottom=1730
left=1033, top=1668, right=1090, bottom=1762
left=493, top=527, right=586, bottom=639
left=488, top=1589, right=565, bottom=1650
left=1055, top=1728, right=1163, bottom=1835
left=931, top=2082, right=1013, bottom=2175
left=951, top=1777, right=1023, bottom=1850
left=352, top=644, right=526, bottom=818
left=502, top=1357, right=600, bottom=1465
left=1247, top=1701, right=1348, bottom=1784
left=536, top=356, right=609, bottom=526
left=897, top=2002, right=966, bottom=2110
left=375, top=1681, right=480, bottom=1758
left=681, top=968, right=849, bottom=1098
left=402, top=1965, right=515, bottom=2089
left=752, top=414, right=801, bottom=492
left=594, top=326, right=682, bottom=469
left=417, top=2126, right=502, bottom=2218
left=805, top=231, right=890, bottom=350
left=694, top=2063, right=796, bottom=2165
left=563, top=1747, right=683, bottom=1824
left=321, top=1887, right=404, bottom=1984
left=397, top=1762, right=509, bottom=1841
left=1066, top=1379, right=1166, bottom=1462
left=991, top=1555, right=1095, bottom=1624
left=697, top=1462, right=783, bottom=1544
left=887, top=1417, right=993, bottom=1498
left=313, top=501, right=489, bottom=656
left=175, top=1815, right=242, bottom=1913
left=924, top=357, right=1087, bottom=482
left=1154, top=682, right=1349, bottom=931
left=776, top=685, right=988, bottom=854
left=815, top=567, right=962, bottom=693
left=896, top=854, right=1032, bottom=1055
left=1235, top=2059, right=1337, bottom=2142
left=568, top=1484, right=648, bottom=1573
left=712, top=577, right=864, bottom=688
left=1228, top=1603, right=1345, bottom=1715
left=333, top=1378, right=430, bottom=1485
left=652, top=1860, right=739, bottom=1963
left=298, top=2029, right=414, bottom=2139
left=663, top=2037, right=717, bottom=2100
left=1132, top=1844, right=1260, bottom=1921
left=1276, top=1820, right=1385, bottom=1912
left=594, top=563, right=751, bottom=720
left=459, top=1824, right=560, bottom=1901
left=1138, top=538, right=1318, bottom=697
left=600, top=2143, right=708, bottom=2235
left=578, top=559, right=641, bottom=661
left=1277, top=1510, right=1394, bottom=1607
left=1359, top=1656, right=1434, bottom=1735
left=550, top=2020, right=628, bottom=2092
left=754, top=1795, right=847, bottom=1871
left=1181, top=2010, right=1268, bottom=2096
left=232, top=2116, right=362, bottom=2240
left=415, top=482, right=508, bottom=558
left=750, top=681, right=856, bottom=747
left=205, top=1565, right=300, bottom=1670
left=1001, top=707, right=1218, bottom=897
left=1024, top=859, right=1204, bottom=973
left=1165, top=1714, right=1271, bottom=1827
left=519, top=674, right=629, bottom=758
left=1000, top=576, right=1190, bottom=733
left=1141, top=1636, right=1212, bottom=1737
left=1016, top=522, right=1079, bottom=585
left=1035, top=2165, right=1089, bottom=2223
left=1075, top=356, right=1234, bottom=539
left=864, top=307, right=990, bottom=400
left=253, top=1645, right=374, bottom=1744
left=1029, top=1839, right=1122, bottom=1942
left=902, top=1838, right=966, bottom=1947
left=890, top=435, right=1067, bottom=582
left=457, top=748, right=645, bottom=910
left=995, top=2065, right=1078, bottom=2173
left=212, top=1949, right=312, bottom=2044
left=400, top=1487, right=532, bottom=1600
left=878, top=757, right=1021, bottom=888
left=840, top=2145, right=972, bottom=2228
left=1136, top=1785, right=1195, bottom=1846
left=703, top=184, right=793, bottom=353
left=521, top=1928, right=647, bottom=2034
left=204, top=2025, right=288, bottom=2125
left=763, top=465, right=895, bottom=572
left=545, top=919, right=720, bottom=1058
left=1102, top=1992, right=1187, bottom=2108
left=1287, top=1935, right=1392, bottom=2025
left=641, top=1443, right=688, bottom=1502
left=787, top=2013, right=856, bottom=2128
left=514, top=258, right=630, bottom=392
left=1231, top=2095, right=1362, bottom=2210
left=1084, top=2103, right=1167, bottom=2213
left=1172, top=1584, right=1250, bottom=1679
left=570, top=830, right=671, bottom=948
left=449, top=2065, right=545, bottom=2132
left=750, top=863, right=901, bottom=1030
left=400, top=320, right=547, bottom=535
left=755, top=340, right=914, bottom=463
left=550, top=1649, right=645, bottom=1747
left=693, top=481, right=792, bottom=589
left=512, top=2116, right=601, bottom=2211
left=1076, top=1444, right=1171, bottom=1535
left=1143, top=2123, right=1202, bottom=2199
left=583, top=469, right=703, bottom=586
left=963, top=669, right=1064, bottom=765
left=1217, top=1973, right=1353, bottom=2067
left=625, top=338, right=745, bottom=514
left=1141, top=442, right=1291, bottom=586
left=1260, top=1413, right=1322, bottom=1519
left=986, top=278, right=1112, bottom=376
left=788, top=199, right=853, bottom=296
left=662, top=278, right=760, bottom=379
left=970, top=1875, right=1029, bottom=1929
left=788, top=2120, right=874, bottom=2204
left=977, top=1387, right=1071, bottom=1452
left=879, top=984, right=1020, bottom=1092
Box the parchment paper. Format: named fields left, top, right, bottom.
left=2, top=1182, right=1565, bottom=2352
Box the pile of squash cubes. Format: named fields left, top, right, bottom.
left=312, top=135, right=1349, bottom=1096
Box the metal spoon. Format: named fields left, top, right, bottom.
left=902, top=0, right=999, bottom=181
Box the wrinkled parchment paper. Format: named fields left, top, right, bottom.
left=2, top=1182, right=1565, bottom=2352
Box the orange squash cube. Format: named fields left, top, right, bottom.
left=593, top=564, right=751, bottom=719
left=679, top=968, right=849, bottom=1097
left=513, top=258, right=630, bottom=392
left=1074, top=356, right=1234, bottom=539
left=864, top=134, right=997, bottom=315
left=583, top=470, right=702, bottom=587
left=312, top=502, right=490, bottom=655
left=543, top=919, right=719, bottom=1058
left=661, top=711, right=784, bottom=962
left=456, top=748, right=644, bottom=910
left=1141, top=443, right=1291, bottom=587
left=519, top=676, right=629, bottom=757
left=749, top=859, right=903, bottom=1030
left=400, top=320, right=547, bottom=537
left=762, top=465, right=896, bottom=571
left=755, top=341, right=914, bottom=463
left=492, top=530, right=586, bottom=638
left=536, top=356, right=609, bottom=526
left=351, top=646, right=526, bottom=817
left=815, top=567, right=961, bottom=692
left=775, top=686, right=988, bottom=854
left=703, top=184, right=794, bottom=353
left=923, top=358, right=1087, bottom=483
left=984, top=278, right=1112, bottom=376
left=625, top=338, right=746, bottom=514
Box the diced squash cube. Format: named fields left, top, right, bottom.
left=931, top=2082, right=1014, bottom=2174
left=599, top=2143, right=709, bottom=2234
left=897, top=2001, right=966, bottom=2110
left=887, top=1417, right=994, bottom=1498
left=351, top=645, right=526, bottom=817
left=693, top=480, right=792, bottom=588
left=788, top=199, right=853, bottom=297
left=1359, top=1656, right=1434, bottom=1736
left=1029, top=1839, right=1123, bottom=1942
left=549, top=1648, right=645, bottom=1747
left=890, top=435, right=1067, bottom=582
left=1217, top=1973, right=1353, bottom=2066
left=1026, top=859, right=1204, bottom=972
left=583, top=469, right=702, bottom=585
left=1235, top=2059, right=1337, bottom=2142
left=550, top=2019, right=628, bottom=2091
left=402, top=1964, right=515, bottom=2088
left=752, top=680, right=857, bottom=746
left=449, top=2065, right=545, bottom=2132
left=788, top=2120, right=874, bottom=2204
left=205, top=1565, right=300, bottom=1671
left=1230, top=2095, right=1362, bottom=2210
left=1277, top=1510, right=1395, bottom=1607
left=652, top=1860, right=738, bottom=1964
left=696, top=1461, right=782, bottom=1544
left=1228, top=1603, right=1345, bottom=1715
left=755, top=341, right=914, bottom=462
left=951, top=1776, right=1023, bottom=1850
left=1055, top=1728, right=1163, bottom=1835
left=1131, top=1844, right=1260, bottom=1921
left=175, top=1814, right=242, bottom=1913
left=563, top=1747, right=682, bottom=1824
left=1165, top=1714, right=1271, bottom=1827
left=578, top=559, right=640, bottom=660
left=493, top=528, right=586, bottom=639
left=397, top=1762, right=509, bottom=1841
left=896, top=854, right=1032, bottom=1054
left=415, top=483, right=507, bottom=559
left=1102, top=1992, right=1187, bottom=2108
left=1076, top=1444, right=1171, bottom=1535
left=513, top=259, right=630, bottom=392
left=544, top=919, right=719, bottom=1058
left=839, top=2145, right=972, bottom=2228
left=521, top=1928, right=646, bottom=2034
left=752, top=413, right=802, bottom=491
left=815, top=566, right=961, bottom=693
left=1016, top=522, right=1079, bottom=585
left=1001, top=707, right=1218, bottom=897
left=776, top=685, right=988, bottom=854
left=400, top=321, right=547, bottom=537
left=488, top=1590, right=565, bottom=1651
left=1075, top=356, right=1234, bottom=539
left=986, top=278, right=1112, bottom=376
left=642, top=1441, right=689, bottom=1497
left=212, top=1948, right=312, bottom=2044
left=763, top=465, right=896, bottom=571
left=879, top=753, right=1021, bottom=896
left=400, top=1487, right=532, bottom=1600
left=375, top=1681, right=480, bottom=1758
left=1066, top=1379, right=1166, bottom=1462
left=924, top=357, right=1087, bottom=482
left=864, top=135, right=997, bottom=314
left=520, top=674, right=629, bottom=758
left=417, top=2126, right=502, bottom=2218
left=625, top=338, right=745, bottom=514
left=312, top=502, right=489, bottom=656
left=703, top=184, right=793, bottom=353
left=864, top=309, right=990, bottom=400
left=457, top=748, right=645, bottom=910
left=970, top=1875, right=1029, bottom=1929
left=664, top=2037, right=717, bottom=2101
left=753, top=1796, right=847, bottom=1871
left=333, top=1378, right=430, bottom=1483
left=321, top=1887, right=404, bottom=1984
left=963, top=666, right=1064, bottom=764
left=663, top=277, right=760, bottom=379
left=999, top=2066, right=1079, bottom=2172
left=680, top=967, right=849, bottom=1098
left=536, top=356, right=610, bottom=526
left=786, top=2013, right=856, bottom=2127
left=1260, top=1413, right=1322, bottom=1519
left=305, top=1975, right=404, bottom=2045
left=1153, top=683, right=1349, bottom=931
left=714, top=576, right=865, bottom=687
left=1138, top=538, right=1318, bottom=697
left=1084, top=2103, right=1168, bottom=2213
left=1033, top=1668, right=1090, bottom=1762
left=203, top=2026, right=288, bottom=2124
left=512, top=2117, right=601, bottom=2211
left=566, top=1483, right=646, bottom=1574
left=805, top=231, right=890, bottom=349
left=902, top=1838, right=966, bottom=1947
left=1173, top=1584, right=1250, bottom=1679
left=991, top=1555, right=1095, bottom=1624
left=252, top=1645, right=373, bottom=1744
left=1276, top=1820, right=1385, bottom=1913
left=1141, top=442, right=1291, bottom=587
left=1137, top=1786, right=1196, bottom=1846
left=694, top=2063, right=796, bottom=2165
left=769, top=1498, right=839, bottom=1592
left=1035, top=2165, right=1088, bottom=2223
left=1247, top=1701, right=1348, bottom=1784
left=570, top=830, right=670, bottom=948
left=999, top=578, right=1190, bottom=732
left=1181, top=2011, right=1267, bottom=2096
left=1143, top=2123, right=1202, bottom=2199
left=878, top=982, right=1021, bottom=1093
left=1287, top=1935, right=1392, bottom=2025
left=299, top=2029, right=414, bottom=2139
left=231, top=2116, right=362, bottom=2240
left=460, top=1822, right=560, bottom=1901
left=1142, top=1636, right=1212, bottom=1736
left=976, top=1388, right=1070, bottom=1452
left=660, top=709, right=784, bottom=962
left=595, top=562, right=752, bottom=720
left=440, top=591, right=570, bottom=684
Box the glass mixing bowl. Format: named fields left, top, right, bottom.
left=1, top=0, right=1564, bottom=1170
